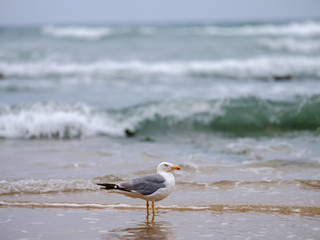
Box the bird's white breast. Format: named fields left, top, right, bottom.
left=147, top=172, right=175, bottom=202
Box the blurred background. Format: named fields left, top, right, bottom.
left=1, top=0, right=320, bottom=139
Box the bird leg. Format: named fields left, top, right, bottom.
left=146, top=201, right=149, bottom=215
left=152, top=201, right=155, bottom=215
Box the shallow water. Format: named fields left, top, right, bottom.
left=1, top=206, right=320, bottom=240
left=0, top=136, right=320, bottom=239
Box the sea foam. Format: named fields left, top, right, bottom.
left=0, top=201, right=318, bottom=215
left=0, top=100, right=224, bottom=139
left=1, top=56, right=320, bottom=80
left=188, top=21, right=320, bottom=37
left=0, top=102, right=125, bottom=138
left=42, top=25, right=113, bottom=40
left=258, top=38, right=320, bottom=53
left=0, top=96, right=319, bottom=139
left=0, top=179, right=99, bottom=195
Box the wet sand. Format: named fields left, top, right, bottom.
left=1, top=204, right=320, bottom=240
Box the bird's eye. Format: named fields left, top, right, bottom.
left=164, top=164, right=168, bottom=167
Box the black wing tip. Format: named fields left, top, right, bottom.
left=97, top=183, right=117, bottom=190
left=97, top=183, right=132, bottom=192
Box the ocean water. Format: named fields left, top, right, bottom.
left=1, top=20, right=320, bottom=239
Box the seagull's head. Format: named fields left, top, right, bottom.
left=157, top=162, right=181, bottom=173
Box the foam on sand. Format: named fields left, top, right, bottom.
left=1, top=201, right=319, bottom=215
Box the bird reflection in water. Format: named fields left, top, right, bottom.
left=102, top=216, right=175, bottom=240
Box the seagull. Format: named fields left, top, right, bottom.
left=97, top=162, right=181, bottom=215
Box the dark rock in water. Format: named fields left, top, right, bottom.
left=273, top=75, right=292, bottom=81
left=142, top=136, right=155, bottom=142
left=125, top=129, right=136, bottom=137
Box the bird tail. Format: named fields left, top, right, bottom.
left=97, top=183, right=117, bottom=189
left=97, top=183, right=131, bottom=192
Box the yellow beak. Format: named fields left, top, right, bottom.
left=171, top=166, right=181, bottom=170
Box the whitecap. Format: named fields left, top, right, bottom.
left=187, top=21, right=320, bottom=37
left=1, top=56, right=320, bottom=80
left=0, top=179, right=100, bottom=195
left=0, top=100, right=226, bottom=139
left=42, top=25, right=113, bottom=40
left=258, top=37, right=320, bottom=53
left=0, top=102, right=125, bottom=138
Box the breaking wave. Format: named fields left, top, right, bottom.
left=0, top=95, right=319, bottom=139
left=0, top=174, right=122, bottom=195
left=41, top=25, right=157, bottom=40
left=188, top=21, right=320, bottom=37
left=179, top=180, right=320, bottom=190
left=0, top=179, right=99, bottom=195
left=40, top=21, right=320, bottom=40
left=42, top=25, right=114, bottom=40
left=1, top=178, right=319, bottom=195
left=258, top=38, right=320, bottom=53
left=0, top=102, right=124, bottom=138
left=1, top=56, right=320, bottom=80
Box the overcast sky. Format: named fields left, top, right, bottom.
left=1, top=0, right=320, bottom=26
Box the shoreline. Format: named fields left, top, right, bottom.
left=1, top=201, right=320, bottom=216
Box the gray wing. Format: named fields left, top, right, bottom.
left=118, top=174, right=166, bottom=195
